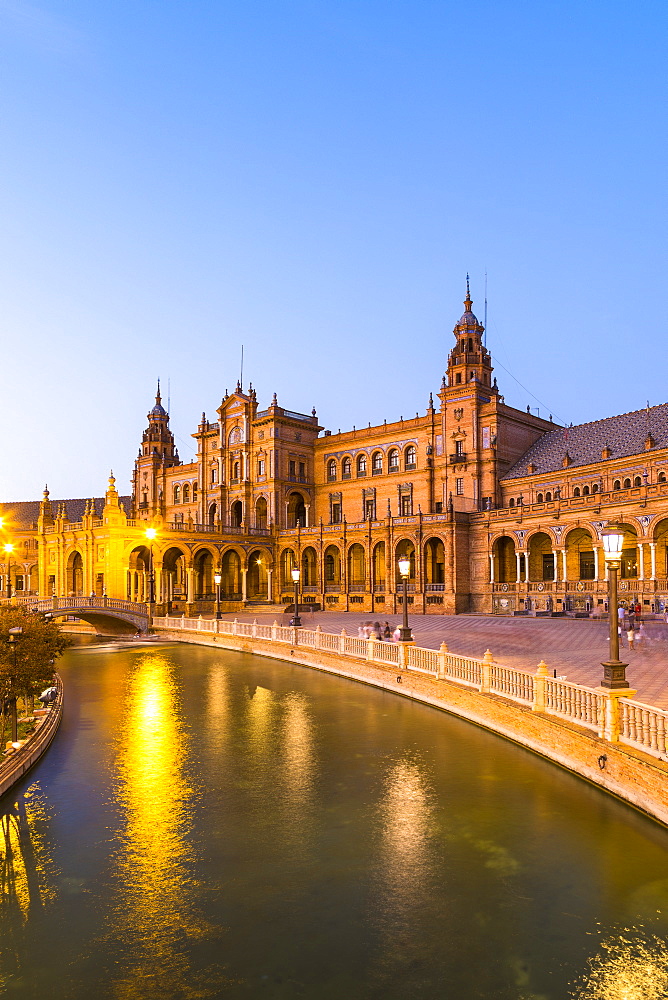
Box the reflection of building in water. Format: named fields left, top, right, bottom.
left=378, top=759, right=434, bottom=910
left=0, top=787, right=59, bottom=984
left=573, top=930, right=668, bottom=1000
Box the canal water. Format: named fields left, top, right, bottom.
left=1, top=641, right=668, bottom=999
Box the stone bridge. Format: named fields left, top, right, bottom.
left=25, top=597, right=150, bottom=635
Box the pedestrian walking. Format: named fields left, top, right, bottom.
left=627, top=627, right=635, bottom=650
left=383, top=622, right=392, bottom=640
left=392, top=626, right=401, bottom=642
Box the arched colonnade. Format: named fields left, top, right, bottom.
left=125, top=543, right=273, bottom=604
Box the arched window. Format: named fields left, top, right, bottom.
left=173, top=485, right=181, bottom=504
left=536, top=493, right=544, bottom=503
left=582, top=485, right=589, bottom=496
left=592, top=483, right=599, bottom=493
left=211, top=466, right=218, bottom=484
left=342, top=457, right=352, bottom=479
left=372, top=452, right=383, bottom=474
left=634, top=476, right=641, bottom=487
left=356, top=454, right=367, bottom=477
left=573, top=487, right=580, bottom=497
left=405, top=446, right=416, bottom=470
left=545, top=492, right=552, bottom=502
left=659, top=472, right=666, bottom=484
left=183, top=483, right=190, bottom=502
left=327, top=459, right=337, bottom=481
left=623, top=478, right=631, bottom=489
left=234, top=462, right=240, bottom=480
left=193, top=483, right=198, bottom=501
left=613, top=480, right=621, bottom=490
left=388, top=449, right=399, bottom=472
left=509, top=498, right=515, bottom=508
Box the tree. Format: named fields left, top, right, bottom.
left=0, top=607, right=70, bottom=744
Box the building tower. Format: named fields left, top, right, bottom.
left=132, top=383, right=181, bottom=519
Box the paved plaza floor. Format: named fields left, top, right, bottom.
left=213, top=610, right=668, bottom=711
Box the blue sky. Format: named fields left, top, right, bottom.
left=1, top=0, right=666, bottom=499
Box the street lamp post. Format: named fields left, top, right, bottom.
left=397, top=553, right=413, bottom=642
left=145, top=528, right=157, bottom=607
left=8, top=626, right=23, bottom=743
left=601, top=521, right=629, bottom=688
left=291, top=566, right=302, bottom=627
left=214, top=572, right=222, bottom=619
left=4, top=543, right=14, bottom=601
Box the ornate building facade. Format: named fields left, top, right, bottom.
left=3, top=283, right=668, bottom=618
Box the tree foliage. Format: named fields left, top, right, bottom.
left=0, top=607, right=70, bottom=725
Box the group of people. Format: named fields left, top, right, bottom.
left=357, top=621, right=403, bottom=642
left=617, top=603, right=650, bottom=650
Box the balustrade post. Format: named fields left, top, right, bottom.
left=366, top=634, right=376, bottom=662
left=339, top=629, right=347, bottom=654
left=252, top=618, right=258, bottom=639
left=181, top=614, right=185, bottom=630
left=597, top=688, right=636, bottom=742
left=315, top=625, right=322, bottom=649
left=198, top=614, right=203, bottom=631
left=437, top=641, right=448, bottom=680
left=233, top=617, right=238, bottom=636
left=480, top=649, right=493, bottom=694
left=272, top=620, right=278, bottom=642
left=215, top=617, right=220, bottom=633
left=532, top=660, right=550, bottom=713
left=398, top=642, right=409, bottom=670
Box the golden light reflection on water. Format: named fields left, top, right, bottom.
left=281, top=692, right=315, bottom=805
left=377, top=759, right=434, bottom=913
left=572, top=930, right=668, bottom=999
left=104, top=653, right=224, bottom=999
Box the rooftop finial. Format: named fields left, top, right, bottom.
left=156, top=379, right=161, bottom=404
left=464, top=273, right=472, bottom=311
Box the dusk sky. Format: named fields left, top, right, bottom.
left=1, top=0, right=666, bottom=500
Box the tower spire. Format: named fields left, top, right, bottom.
left=464, top=273, right=472, bottom=312
left=156, top=379, right=161, bottom=405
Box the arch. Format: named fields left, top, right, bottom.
left=394, top=538, right=416, bottom=585
left=255, top=496, right=268, bottom=529
left=536, top=493, right=544, bottom=504
left=327, top=458, right=337, bottom=481
left=623, top=478, right=631, bottom=489
left=232, top=460, right=240, bottom=481
left=613, top=480, right=621, bottom=490
left=183, top=483, right=190, bottom=503
left=194, top=548, right=215, bottom=599
left=545, top=491, right=552, bottom=502
left=287, top=491, right=306, bottom=528
left=527, top=531, right=553, bottom=582
left=173, top=484, right=181, bottom=504
left=564, top=527, right=595, bottom=581
left=509, top=498, right=515, bottom=508
left=634, top=476, right=642, bottom=488
left=231, top=500, right=243, bottom=528
left=342, top=456, right=352, bottom=479
left=659, top=472, right=667, bottom=484
left=372, top=451, right=383, bottom=474
left=301, top=546, right=318, bottom=587
left=372, top=541, right=386, bottom=590
left=247, top=549, right=269, bottom=600
left=592, top=483, right=599, bottom=493
left=618, top=522, right=639, bottom=579
left=356, top=454, right=367, bottom=477
left=492, top=536, right=516, bottom=583
left=573, top=487, right=580, bottom=498
left=653, top=518, right=668, bottom=577
left=163, top=546, right=188, bottom=603
left=66, top=550, right=84, bottom=597
left=582, top=485, right=589, bottom=496
left=347, top=543, right=366, bottom=587
left=324, top=544, right=341, bottom=586
left=280, top=547, right=297, bottom=587
left=388, top=449, right=399, bottom=473
left=208, top=502, right=217, bottom=528
left=424, top=537, right=445, bottom=585
left=404, top=445, right=416, bottom=470
left=221, top=549, right=242, bottom=598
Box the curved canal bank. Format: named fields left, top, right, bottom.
left=2, top=642, right=668, bottom=998
left=154, top=619, right=668, bottom=827
left=0, top=674, right=63, bottom=799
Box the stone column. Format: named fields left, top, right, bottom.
left=267, top=567, right=273, bottom=602
left=187, top=568, right=195, bottom=603
left=650, top=542, right=657, bottom=580
left=489, top=553, right=495, bottom=583
left=305, top=503, right=311, bottom=527
left=638, top=542, right=645, bottom=581
left=515, top=552, right=521, bottom=583
left=561, top=549, right=567, bottom=581
left=552, top=552, right=557, bottom=582
left=593, top=547, right=599, bottom=582
left=241, top=568, right=247, bottom=602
